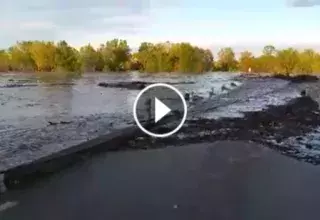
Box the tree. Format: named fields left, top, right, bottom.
left=176, top=43, right=197, bottom=73
left=135, top=42, right=153, bottom=71
left=238, top=51, right=255, bottom=72
left=29, top=41, right=56, bottom=72
left=133, top=42, right=214, bottom=73
left=312, top=53, right=320, bottom=74
left=79, top=44, right=99, bottom=72
left=8, top=41, right=36, bottom=71
left=2, top=39, right=320, bottom=75
left=294, top=49, right=316, bottom=74
left=276, top=48, right=299, bottom=76
left=217, top=47, right=236, bottom=71
left=55, top=41, right=81, bottom=72
left=262, top=45, right=276, bottom=56
left=100, top=39, right=131, bottom=71
left=138, top=42, right=154, bottom=53
left=0, top=50, right=9, bottom=72
left=203, top=49, right=214, bottom=72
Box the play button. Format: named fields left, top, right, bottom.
left=155, top=98, right=171, bottom=123
left=133, top=83, right=187, bottom=138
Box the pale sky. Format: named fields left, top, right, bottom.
left=1, top=0, right=320, bottom=55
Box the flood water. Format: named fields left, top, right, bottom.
left=0, top=72, right=239, bottom=170
left=0, top=72, right=319, bottom=171
left=0, top=72, right=240, bottom=130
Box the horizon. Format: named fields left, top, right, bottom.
left=1, top=0, right=320, bottom=56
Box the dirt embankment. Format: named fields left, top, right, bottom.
left=127, top=95, right=320, bottom=164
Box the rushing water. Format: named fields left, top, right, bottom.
left=0, top=72, right=243, bottom=128
left=0, top=71, right=317, bottom=170
left=0, top=72, right=242, bottom=170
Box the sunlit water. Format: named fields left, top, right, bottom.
left=0, top=72, right=316, bottom=170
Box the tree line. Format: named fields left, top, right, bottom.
left=1, top=39, right=320, bottom=75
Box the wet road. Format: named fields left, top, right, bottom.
left=1, top=141, right=320, bottom=220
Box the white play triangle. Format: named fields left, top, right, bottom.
left=155, top=97, right=171, bottom=123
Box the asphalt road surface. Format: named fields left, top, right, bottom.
left=1, top=141, right=320, bottom=220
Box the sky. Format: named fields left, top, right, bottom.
left=1, top=0, right=320, bottom=55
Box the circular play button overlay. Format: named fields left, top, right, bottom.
left=133, top=83, right=187, bottom=138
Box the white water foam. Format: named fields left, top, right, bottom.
left=199, top=79, right=301, bottom=120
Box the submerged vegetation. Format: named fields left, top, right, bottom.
left=0, top=39, right=320, bottom=75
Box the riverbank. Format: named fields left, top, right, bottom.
left=116, top=95, right=320, bottom=165
left=1, top=141, right=320, bottom=220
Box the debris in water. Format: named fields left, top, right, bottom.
left=60, top=121, right=72, bottom=124
left=48, top=120, right=72, bottom=125
left=184, top=93, right=190, bottom=101
left=230, top=82, right=237, bottom=87
left=48, top=121, right=58, bottom=126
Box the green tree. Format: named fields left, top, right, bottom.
left=79, top=44, right=99, bottom=72
left=0, top=50, right=10, bottom=72
left=100, top=39, right=131, bottom=71
left=276, top=48, right=299, bottom=76
left=3, top=39, right=320, bottom=75
left=29, top=41, right=56, bottom=72
left=262, top=45, right=276, bottom=56
left=8, top=41, right=36, bottom=71
left=217, top=47, right=236, bottom=71
left=238, top=51, right=255, bottom=72
left=55, top=41, right=81, bottom=72
left=203, top=49, right=214, bottom=72
left=295, top=49, right=316, bottom=74
left=135, top=42, right=153, bottom=71
left=175, top=43, right=197, bottom=73
left=312, top=53, right=320, bottom=74
left=138, top=42, right=154, bottom=53
left=134, top=42, right=214, bottom=73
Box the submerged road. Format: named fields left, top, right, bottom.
left=1, top=141, right=320, bottom=220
